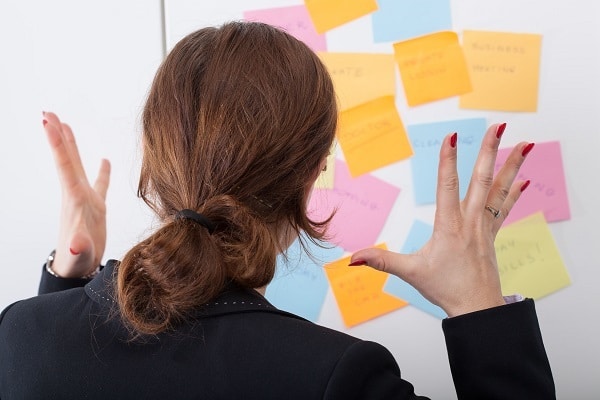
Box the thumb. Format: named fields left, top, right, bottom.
left=349, top=247, right=420, bottom=281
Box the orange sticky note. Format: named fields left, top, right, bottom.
left=304, top=0, right=378, bottom=34
left=459, top=30, right=542, bottom=112
left=394, top=31, right=472, bottom=106
left=319, top=52, right=396, bottom=111
left=325, top=244, right=407, bottom=327
left=337, top=95, right=412, bottom=177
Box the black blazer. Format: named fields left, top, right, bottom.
left=0, top=261, right=555, bottom=399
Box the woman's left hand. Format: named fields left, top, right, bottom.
left=43, top=112, right=111, bottom=278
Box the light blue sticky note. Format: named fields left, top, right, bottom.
left=408, top=118, right=486, bottom=205
left=266, top=236, right=344, bottom=322
left=384, top=220, right=447, bottom=319
left=371, top=0, right=452, bottom=43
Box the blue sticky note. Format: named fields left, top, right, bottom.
left=384, top=220, right=447, bottom=319
left=371, top=0, right=452, bottom=43
left=266, top=236, right=344, bottom=322
left=408, top=118, right=486, bottom=205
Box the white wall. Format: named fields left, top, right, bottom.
left=1, top=0, right=599, bottom=398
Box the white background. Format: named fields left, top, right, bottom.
left=1, top=0, right=599, bottom=398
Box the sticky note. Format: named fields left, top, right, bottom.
left=266, top=236, right=344, bottom=321
left=384, top=220, right=447, bottom=319
left=460, top=30, right=542, bottom=112
left=325, top=244, right=407, bottom=327
left=337, top=96, right=413, bottom=177
left=319, top=53, right=396, bottom=111
left=496, top=212, right=570, bottom=299
left=308, top=160, right=400, bottom=252
left=314, top=152, right=336, bottom=189
left=495, top=141, right=570, bottom=225
left=244, top=5, right=326, bottom=52
left=394, top=31, right=472, bottom=106
left=304, top=0, right=378, bottom=33
left=408, top=118, right=486, bottom=205
left=372, top=0, right=452, bottom=43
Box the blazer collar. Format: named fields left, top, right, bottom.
left=84, top=260, right=307, bottom=322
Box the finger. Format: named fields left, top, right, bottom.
left=463, top=123, right=506, bottom=214
left=434, top=132, right=460, bottom=228
left=491, top=179, right=530, bottom=233
left=93, top=158, right=111, bottom=200
left=61, top=122, right=89, bottom=184
left=43, top=116, right=82, bottom=191
left=485, top=141, right=534, bottom=223
left=350, top=247, right=421, bottom=283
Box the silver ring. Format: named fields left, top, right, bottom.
left=485, top=205, right=502, bottom=219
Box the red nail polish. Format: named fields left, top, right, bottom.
left=520, top=180, right=531, bottom=192
left=496, top=123, right=507, bottom=139
left=348, top=260, right=367, bottom=267
left=450, top=132, right=457, bottom=148
left=69, top=248, right=80, bottom=256
left=42, top=119, right=48, bottom=126
left=522, top=143, right=535, bottom=157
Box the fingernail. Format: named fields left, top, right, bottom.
left=69, top=248, right=80, bottom=256
left=42, top=119, right=48, bottom=126
left=348, top=260, right=367, bottom=267
left=522, top=142, right=535, bottom=157
left=520, top=180, right=531, bottom=192
left=496, top=123, right=507, bottom=139
left=450, top=132, right=457, bottom=148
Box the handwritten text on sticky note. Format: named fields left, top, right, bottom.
left=495, top=141, right=570, bottom=225
left=460, top=30, right=542, bottom=112
left=394, top=31, right=472, bottom=106
left=495, top=212, right=570, bottom=299
left=308, top=160, right=400, bottom=252
left=338, top=96, right=412, bottom=177
left=325, top=244, right=407, bottom=327
left=319, top=52, right=395, bottom=111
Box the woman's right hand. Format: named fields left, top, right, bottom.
left=350, top=124, right=533, bottom=317
left=43, top=112, right=111, bottom=278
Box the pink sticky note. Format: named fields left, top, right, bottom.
left=308, top=160, right=400, bottom=252
left=495, top=141, right=570, bottom=225
left=244, top=5, right=327, bottom=52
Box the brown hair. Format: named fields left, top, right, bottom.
left=116, top=22, right=337, bottom=336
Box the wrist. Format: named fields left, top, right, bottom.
left=45, top=249, right=100, bottom=279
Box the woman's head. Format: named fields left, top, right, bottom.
left=117, top=22, right=337, bottom=336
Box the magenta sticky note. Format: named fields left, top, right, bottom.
left=495, top=141, right=570, bottom=225
left=244, top=5, right=327, bottom=52
left=308, top=160, right=400, bottom=252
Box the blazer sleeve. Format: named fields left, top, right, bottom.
left=323, top=340, right=430, bottom=399
left=442, top=299, right=555, bottom=400
left=38, top=264, right=92, bottom=295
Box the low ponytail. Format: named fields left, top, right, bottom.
left=116, top=195, right=279, bottom=337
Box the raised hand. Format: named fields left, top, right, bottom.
left=42, top=112, right=111, bottom=278
left=350, top=124, right=534, bottom=317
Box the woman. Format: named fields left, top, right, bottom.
left=0, top=22, right=554, bottom=399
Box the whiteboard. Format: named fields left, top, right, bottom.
left=1, top=0, right=599, bottom=398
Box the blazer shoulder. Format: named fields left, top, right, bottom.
left=323, top=340, right=429, bottom=400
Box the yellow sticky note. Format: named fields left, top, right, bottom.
left=394, top=31, right=472, bottom=106
left=304, top=0, right=378, bottom=34
left=337, top=96, right=412, bottom=177
left=314, top=151, right=336, bottom=189
left=459, top=30, right=542, bottom=112
left=319, top=53, right=396, bottom=111
left=495, top=212, right=571, bottom=299
left=325, top=244, right=407, bottom=327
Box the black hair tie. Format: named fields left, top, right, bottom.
left=175, top=209, right=216, bottom=234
